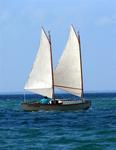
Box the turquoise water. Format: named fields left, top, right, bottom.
left=0, top=93, right=116, bottom=150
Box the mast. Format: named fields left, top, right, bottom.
left=48, top=31, right=55, bottom=101
left=77, top=31, right=84, bottom=99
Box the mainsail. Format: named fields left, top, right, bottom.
left=24, top=28, right=53, bottom=98
left=54, top=25, right=83, bottom=97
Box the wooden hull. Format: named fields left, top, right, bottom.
left=21, top=100, right=91, bottom=111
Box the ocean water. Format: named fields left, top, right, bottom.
left=0, top=93, right=116, bottom=150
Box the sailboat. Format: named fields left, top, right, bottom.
left=21, top=25, right=91, bottom=111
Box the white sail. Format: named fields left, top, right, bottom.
left=54, top=26, right=83, bottom=97
left=24, top=28, right=53, bottom=98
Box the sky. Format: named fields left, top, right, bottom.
left=0, top=0, right=116, bottom=93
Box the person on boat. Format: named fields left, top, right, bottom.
left=51, top=100, right=63, bottom=105
left=39, top=96, right=50, bottom=104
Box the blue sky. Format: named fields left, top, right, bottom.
left=0, top=0, right=116, bottom=93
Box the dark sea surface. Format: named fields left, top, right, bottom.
left=0, top=93, right=116, bottom=150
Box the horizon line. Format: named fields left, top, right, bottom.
left=0, top=90, right=116, bottom=95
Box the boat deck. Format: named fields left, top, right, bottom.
left=56, top=99, right=85, bottom=105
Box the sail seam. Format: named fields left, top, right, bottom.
left=54, top=85, right=82, bottom=90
